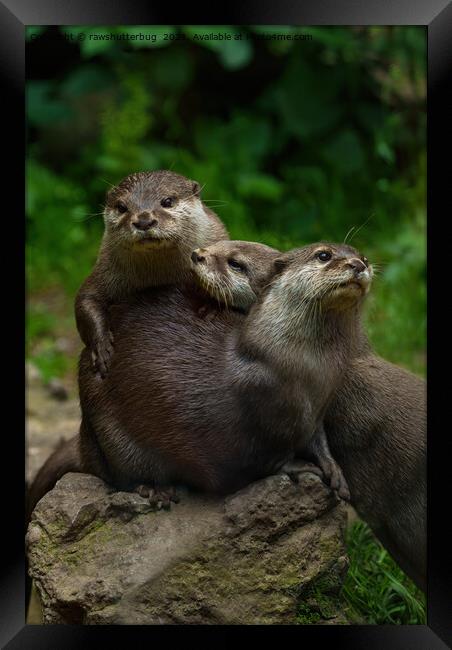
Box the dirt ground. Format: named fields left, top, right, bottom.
left=26, top=362, right=80, bottom=485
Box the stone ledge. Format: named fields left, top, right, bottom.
left=27, top=470, right=349, bottom=625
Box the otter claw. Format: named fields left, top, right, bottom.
left=135, top=484, right=151, bottom=498
left=91, top=337, right=115, bottom=378
left=134, top=485, right=179, bottom=511
left=318, top=460, right=351, bottom=502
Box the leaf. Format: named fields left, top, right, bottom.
left=151, top=47, right=194, bottom=90
left=61, top=65, right=113, bottom=96
left=376, top=139, right=395, bottom=164
left=322, top=130, right=365, bottom=175
left=183, top=26, right=252, bottom=69
left=26, top=81, right=72, bottom=126
left=237, top=173, right=283, bottom=201
left=264, top=57, right=343, bottom=139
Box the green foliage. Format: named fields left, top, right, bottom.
left=296, top=572, right=344, bottom=624
left=26, top=25, right=426, bottom=379
left=26, top=160, right=101, bottom=294
left=342, top=521, right=426, bottom=625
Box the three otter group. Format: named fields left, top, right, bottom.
left=28, top=170, right=426, bottom=592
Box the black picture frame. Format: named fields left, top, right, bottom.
left=4, top=0, right=451, bottom=647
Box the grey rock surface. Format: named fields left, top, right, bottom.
left=27, top=470, right=349, bottom=625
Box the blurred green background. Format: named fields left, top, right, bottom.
left=26, top=25, right=426, bottom=623
left=26, top=25, right=426, bottom=383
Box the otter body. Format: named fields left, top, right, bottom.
left=76, top=170, right=227, bottom=376
left=192, top=240, right=426, bottom=590
left=26, top=435, right=81, bottom=523
left=78, top=243, right=370, bottom=495
left=78, top=287, right=287, bottom=493
left=325, top=355, right=426, bottom=590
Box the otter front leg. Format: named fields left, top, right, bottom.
left=300, top=424, right=350, bottom=501
left=75, top=292, right=114, bottom=378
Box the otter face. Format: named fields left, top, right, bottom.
left=271, top=243, right=373, bottom=311
left=103, top=170, right=206, bottom=251
left=191, top=240, right=280, bottom=310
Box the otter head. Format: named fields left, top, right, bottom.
left=190, top=240, right=280, bottom=310
left=270, top=242, right=373, bottom=313
left=103, top=170, right=207, bottom=252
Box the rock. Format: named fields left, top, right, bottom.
left=26, top=471, right=350, bottom=625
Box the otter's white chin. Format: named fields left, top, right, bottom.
left=333, top=284, right=365, bottom=298
left=132, top=238, right=173, bottom=250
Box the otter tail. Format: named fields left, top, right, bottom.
left=26, top=434, right=81, bottom=525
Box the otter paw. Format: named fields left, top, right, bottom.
left=318, top=459, right=351, bottom=502
left=134, top=485, right=180, bottom=511
left=331, top=470, right=351, bottom=502
left=282, top=460, right=324, bottom=483
left=91, top=334, right=115, bottom=378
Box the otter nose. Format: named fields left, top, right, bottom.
left=133, top=213, right=158, bottom=231
left=191, top=249, right=206, bottom=264
left=345, top=258, right=367, bottom=274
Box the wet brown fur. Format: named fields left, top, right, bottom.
left=26, top=435, right=81, bottom=521
left=75, top=170, right=228, bottom=375
left=191, top=240, right=426, bottom=590
left=77, top=243, right=369, bottom=496
left=191, top=240, right=281, bottom=310
left=325, top=357, right=426, bottom=590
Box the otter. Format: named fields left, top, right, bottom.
left=26, top=436, right=80, bottom=526
left=77, top=242, right=371, bottom=504
left=190, top=240, right=355, bottom=498
left=27, top=241, right=369, bottom=514
left=75, top=170, right=228, bottom=376
left=191, top=240, right=426, bottom=591
left=324, top=361, right=426, bottom=591
left=190, top=240, right=281, bottom=311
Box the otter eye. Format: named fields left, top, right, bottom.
left=116, top=202, right=128, bottom=214
left=161, top=197, right=174, bottom=208
left=362, top=257, right=369, bottom=267
left=316, top=251, right=332, bottom=262
left=228, top=259, right=246, bottom=273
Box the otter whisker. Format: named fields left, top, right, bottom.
left=347, top=213, right=374, bottom=244
left=73, top=212, right=105, bottom=222
left=100, top=178, right=115, bottom=189
left=219, top=283, right=229, bottom=311
left=343, top=226, right=357, bottom=244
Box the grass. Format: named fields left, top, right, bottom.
left=342, top=520, right=426, bottom=624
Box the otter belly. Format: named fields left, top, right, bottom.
left=78, top=287, right=291, bottom=493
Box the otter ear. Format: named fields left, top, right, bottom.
left=273, top=257, right=289, bottom=274
left=191, top=181, right=201, bottom=196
